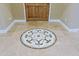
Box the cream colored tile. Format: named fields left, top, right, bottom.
left=0, top=21, right=79, bottom=56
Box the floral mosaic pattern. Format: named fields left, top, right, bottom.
left=20, top=29, right=56, bottom=49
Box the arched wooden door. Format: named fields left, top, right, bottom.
left=25, top=3, right=49, bottom=21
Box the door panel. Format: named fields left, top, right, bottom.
left=25, top=3, right=49, bottom=21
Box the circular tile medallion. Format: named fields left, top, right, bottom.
left=20, top=29, right=57, bottom=49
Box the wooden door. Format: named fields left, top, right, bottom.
left=25, top=3, right=49, bottom=21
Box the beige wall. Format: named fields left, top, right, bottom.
left=0, top=3, right=13, bottom=29
left=50, top=3, right=68, bottom=19
left=10, top=3, right=24, bottom=19
left=61, top=3, right=79, bottom=29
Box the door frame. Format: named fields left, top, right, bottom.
left=23, top=3, right=51, bottom=22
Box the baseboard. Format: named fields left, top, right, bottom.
left=0, top=20, right=26, bottom=33
left=48, top=19, right=60, bottom=23
left=0, top=21, right=15, bottom=33
left=49, top=19, right=79, bottom=32
left=68, top=29, right=79, bottom=32
left=0, top=19, right=79, bottom=33
left=14, top=20, right=26, bottom=23
left=0, top=30, right=7, bottom=33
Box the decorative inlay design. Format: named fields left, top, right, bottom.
left=20, top=29, right=57, bottom=49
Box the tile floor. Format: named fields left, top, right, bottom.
left=0, top=21, right=79, bottom=56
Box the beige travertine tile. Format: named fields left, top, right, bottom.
left=0, top=21, right=79, bottom=56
